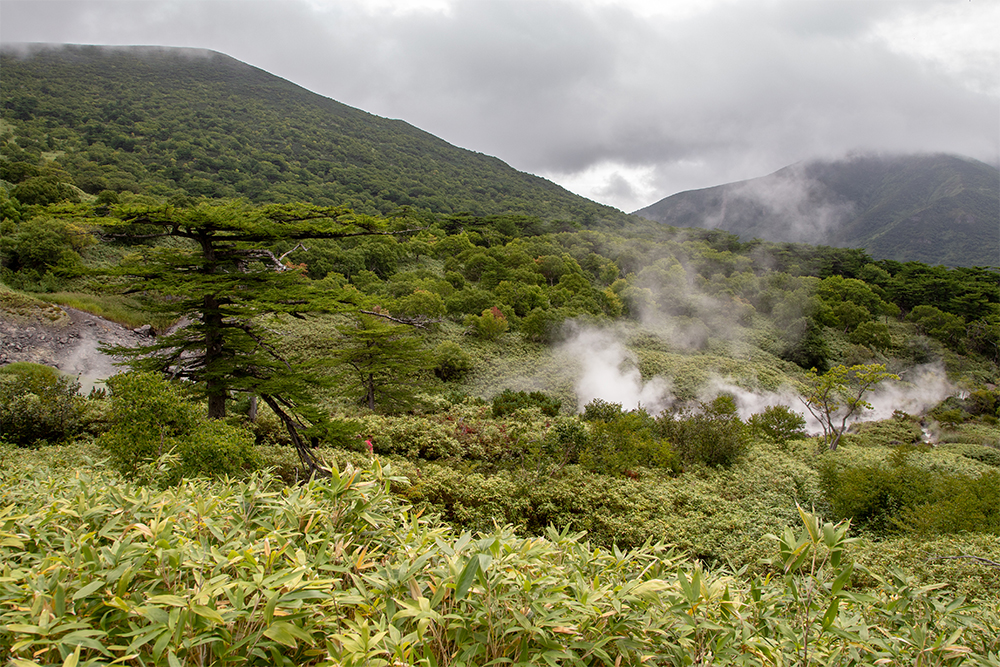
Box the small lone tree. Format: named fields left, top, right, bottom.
left=328, top=313, right=433, bottom=412
left=59, top=199, right=415, bottom=474
left=801, top=363, right=899, bottom=451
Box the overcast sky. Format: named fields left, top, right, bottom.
left=2, top=0, right=998, bottom=212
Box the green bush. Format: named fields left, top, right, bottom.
left=0, top=362, right=85, bottom=446
left=849, top=320, right=892, bottom=350
left=464, top=306, right=509, bottom=340
left=433, top=341, right=473, bottom=381
left=581, top=397, right=624, bottom=423
left=521, top=306, right=567, bottom=343
left=581, top=410, right=680, bottom=476
left=820, top=447, right=1000, bottom=535
left=167, top=419, right=261, bottom=485
left=98, top=372, right=260, bottom=483
left=657, top=395, right=750, bottom=467
left=748, top=405, right=807, bottom=446
left=491, top=388, right=561, bottom=418
left=819, top=451, right=934, bottom=534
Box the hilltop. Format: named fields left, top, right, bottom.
left=634, top=153, right=1000, bottom=267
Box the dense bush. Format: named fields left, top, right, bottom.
left=464, top=306, right=509, bottom=339
left=820, top=447, right=1000, bottom=535
left=581, top=397, right=624, bottom=423
left=581, top=409, right=680, bottom=476
left=747, top=404, right=808, bottom=446
left=491, top=388, right=562, bottom=418
left=0, top=362, right=85, bottom=446
left=657, top=395, right=750, bottom=467
left=432, top=340, right=473, bottom=381
left=98, top=372, right=260, bottom=483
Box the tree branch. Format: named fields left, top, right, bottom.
left=358, top=309, right=442, bottom=329
left=926, top=555, right=1000, bottom=569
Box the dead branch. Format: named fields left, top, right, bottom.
left=926, top=555, right=1000, bottom=569
left=358, top=309, right=442, bottom=329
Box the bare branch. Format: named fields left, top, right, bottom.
left=278, top=242, right=309, bottom=263
left=926, top=555, right=1000, bottom=569
left=358, top=309, right=442, bottom=329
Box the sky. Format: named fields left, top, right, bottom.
left=2, top=0, right=998, bottom=212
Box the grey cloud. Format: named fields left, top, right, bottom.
left=1, top=0, right=996, bottom=209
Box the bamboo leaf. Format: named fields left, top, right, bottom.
left=72, top=579, right=106, bottom=600
left=454, top=554, right=481, bottom=600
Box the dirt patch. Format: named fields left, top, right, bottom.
left=0, top=305, right=153, bottom=391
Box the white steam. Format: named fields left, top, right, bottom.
left=559, top=326, right=673, bottom=413
left=559, top=325, right=955, bottom=434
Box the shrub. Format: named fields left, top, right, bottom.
left=0, top=362, right=85, bottom=446
left=581, top=410, right=680, bottom=475
left=748, top=405, right=808, bottom=446
left=657, top=395, right=750, bottom=467
left=819, top=452, right=934, bottom=534
left=820, top=447, right=1000, bottom=536
left=99, top=372, right=259, bottom=483
left=433, top=341, right=473, bottom=381
left=581, top=397, right=624, bottom=423
left=521, top=306, right=567, bottom=343
left=850, top=320, right=892, bottom=350
left=464, top=306, right=509, bottom=340
left=491, top=388, right=561, bottom=418
left=396, top=289, right=446, bottom=319
left=167, top=420, right=261, bottom=485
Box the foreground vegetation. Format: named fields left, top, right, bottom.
left=2, top=441, right=999, bottom=666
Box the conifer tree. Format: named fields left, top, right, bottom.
left=328, top=313, right=433, bottom=412
left=59, top=199, right=413, bottom=473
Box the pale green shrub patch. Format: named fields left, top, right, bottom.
left=2, top=461, right=997, bottom=666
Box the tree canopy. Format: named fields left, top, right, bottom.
left=57, top=199, right=416, bottom=471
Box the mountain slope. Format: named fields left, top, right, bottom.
left=633, top=154, right=1000, bottom=267
left=0, top=43, right=627, bottom=225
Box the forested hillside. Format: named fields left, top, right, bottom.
left=0, top=44, right=627, bottom=224
left=634, top=153, right=1000, bottom=267
left=2, top=43, right=1000, bottom=666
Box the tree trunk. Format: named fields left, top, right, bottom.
left=203, top=293, right=227, bottom=419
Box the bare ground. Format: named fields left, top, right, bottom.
left=0, top=305, right=152, bottom=391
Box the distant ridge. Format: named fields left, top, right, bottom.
left=1, top=43, right=628, bottom=225
left=633, top=154, right=1000, bottom=267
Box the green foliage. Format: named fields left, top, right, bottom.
left=908, top=304, right=966, bottom=348
left=849, top=320, right=892, bottom=350
left=657, top=395, right=750, bottom=467
left=98, top=371, right=260, bottom=483
left=329, top=315, right=434, bottom=412
left=581, top=408, right=680, bottom=475
left=394, top=288, right=445, bottom=320
left=0, top=362, right=85, bottom=446
left=748, top=404, right=808, bottom=446
left=9, top=174, right=81, bottom=205
left=780, top=319, right=830, bottom=372
left=802, top=363, right=900, bottom=451
left=520, top=306, right=568, bottom=343
left=491, top=388, right=561, bottom=418
left=820, top=447, right=1000, bottom=535
left=432, top=340, right=472, bottom=381
left=581, top=397, right=624, bottom=423
left=464, top=306, right=509, bottom=340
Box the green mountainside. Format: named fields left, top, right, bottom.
left=0, top=43, right=627, bottom=225
left=634, top=153, right=1000, bottom=267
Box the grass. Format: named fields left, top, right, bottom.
left=0, top=283, right=68, bottom=323
left=43, top=291, right=177, bottom=331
